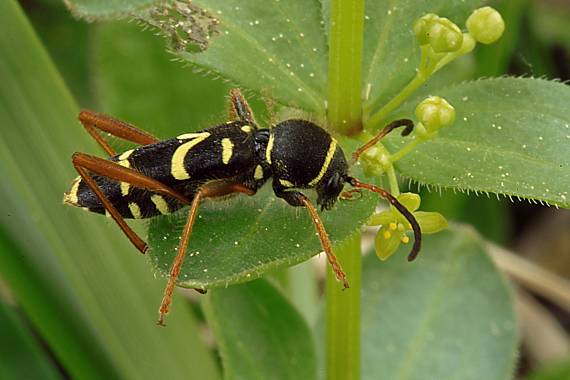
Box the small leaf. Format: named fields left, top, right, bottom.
left=362, top=0, right=482, bottom=113
left=204, top=279, right=316, bottom=380
left=386, top=77, right=570, bottom=208
left=362, top=225, right=518, bottom=380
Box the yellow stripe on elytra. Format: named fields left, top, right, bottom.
left=265, top=133, right=274, bottom=164
left=254, top=165, right=264, bottom=180
left=118, top=149, right=134, bottom=160
left=63, top=177, right=81, bottom=205
left=279, top=179, right=295, bottom=187
left=171, top=132, right=210, bottom=180
left=241, top=125, right=252, bottom=133
left=221, top=138, right=234, bottom=164
left=177, top=132, right=208, bottom=140
left=128, top=202, right=142, bottom=219
left=118, top=159, right=131, bottom=196
left=308, top=138, right=337, bottom=186
left=151, top=195, right=169, bottom=215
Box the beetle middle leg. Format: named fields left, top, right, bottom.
left=157, top=182, right=257, bottom=326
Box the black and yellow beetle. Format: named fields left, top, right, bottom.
left=63, top=89, right=421, bottom=325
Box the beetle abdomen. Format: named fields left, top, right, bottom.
left=63, top=121, right=263, bottom=219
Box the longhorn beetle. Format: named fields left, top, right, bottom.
left=63, top=89, right=421, bottom=325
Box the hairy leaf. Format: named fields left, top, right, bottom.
left=361, top=226, right=518, bottom=380
left=148, top=160, right=377, bottom=289
left=90, top=18, right=367, bottom=291
left=386, top=78, right=570, bottom=208
left=134, top=0, right=328, bottom=113
left=204, top=279, right=316, bottom=380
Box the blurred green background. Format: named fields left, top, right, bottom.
left=1, top=0, right=569, bottom=379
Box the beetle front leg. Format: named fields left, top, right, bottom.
left=272, top=182, right=349, bottom=288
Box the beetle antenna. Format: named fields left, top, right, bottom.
left=345, top=176, right=422, bottom=261
left=351, top=119, right=414, bottom=164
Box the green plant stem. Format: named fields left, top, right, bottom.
left=389, top=136, right=423, bottom=163
left=327, top=0, right=365, bottom=135
left=364, top=73, right=427, bottom=131
left=325, top=232, right=362, bottom=380
left=386, top=165, right=400, bottom=196
left=326, top=0, right=364, bottom=378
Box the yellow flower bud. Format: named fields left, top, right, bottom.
left=413, top=13, right=439, bottom=45
left=428, top=17, right=463, bottom=53
left=415, top=96, right=456, bottom=133
left=466, top=7, right=505, bottom=45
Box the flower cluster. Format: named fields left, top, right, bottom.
left=362, top=7, right=505, bottom=263
left=412, top=7, right=504, bottom=77
left=370, top=193, right=448, bottom=260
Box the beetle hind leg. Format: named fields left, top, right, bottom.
left=78, top=110, right=160, bottom=157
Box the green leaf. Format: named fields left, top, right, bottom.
left=134, top=0, right=328, bottom=113
left=68, top=0, right=328, bottom=112
left=148, top=160, right=377, bottom=289
left=91, top=17, right=360, bottom=292
left=362, top=0, right=482, bottom=113
left=0, top=1, right=219, bottom=379
left=0, top=299, right=62, bottom=380
left=361, top=226, right=518, bottom=380
left=204, top=279, right=317, bottom=380
left=386, top=77, right=570, bottom=208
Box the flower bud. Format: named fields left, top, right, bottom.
left=414, top=14, right=463, bottom=53
left=427, top=17, right=463, bottom=53
left=360, top=146, right=389, bottom=178
left=413, top=13, right=439, bottom=45
left=466, top=6, right=505, bottom=44
left=415, top=96, right=456, bottom=133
